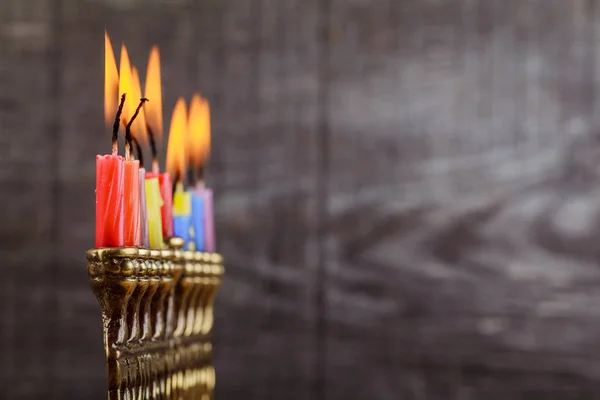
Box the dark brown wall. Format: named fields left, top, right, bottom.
left=3, top=0, right=600, bottom=398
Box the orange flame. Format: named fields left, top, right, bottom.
left=104, top=31, right=119, bottom=126
left=188, top=94, right=211, bottom=168
left=118, top=43, right=133, bottom=126
left=166, top=98, right=188, bottom=181
left=130, top=67, right=148, bottom=144
left=144, top=46, right=163, bottom=141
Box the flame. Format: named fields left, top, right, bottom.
left=166, top=98, right=188, bottom=181
left=118, top=43, right=133, bottom=126
left=130, top=67, right=148, bottom=144
left=104, top=31, right=119, bottom=126
left=188, top=94, right=211, bottom=168
left=144, top=46, right=163, bottom=141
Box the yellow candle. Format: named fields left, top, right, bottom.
left=145, top=177, right=164, bottom=248
left=173, top=182, right=191, bottom=216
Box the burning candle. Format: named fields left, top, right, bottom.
left=118, top=45, right=144, bottom=246
left=167, top=98, right=192, bottom=248
left=188, top=94, right=213, bottom=251
left=188, top=94, right=210, bottom=251
left=96, top=31, right=125, bottom=248
left=129, top=66, right=149, bottom=247
left=144, top=46, right=174, bottom=238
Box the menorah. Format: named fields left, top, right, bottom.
left=86, top=237, right=224, bottom=399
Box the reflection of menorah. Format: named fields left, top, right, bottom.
left=86, top=237, right=224, bottom=399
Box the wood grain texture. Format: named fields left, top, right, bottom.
left=2, top=0, right=600, bottom=399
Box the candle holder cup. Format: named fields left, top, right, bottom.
left=86, top=237, right=223, bottom=399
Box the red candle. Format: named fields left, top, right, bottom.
left=123, top=159, right=141, bottom=246
left=145, top=171, right=173, bottom=238
left=95, top=154, right=124, bottom=247
left=97, top=32, right=125, bottom=247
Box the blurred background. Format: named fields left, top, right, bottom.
left=3, top=0, right=600, bottom=398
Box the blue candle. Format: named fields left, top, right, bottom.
left=191, top=192, right=205, bottom=251
left=173, top=215, right=191, bottom=248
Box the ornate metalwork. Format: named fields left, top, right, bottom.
left=86, top=237, right=224, bottom=399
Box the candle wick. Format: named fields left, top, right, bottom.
left=192, top=166, right=205, bottom=190
left=111, top=93, right=127, bottom=154
left=197, top=164, right=205, bottom=184
left=132, top=136, right=144, bottom=168
left=125, top=142, right=131, bottom=160
left=187, top=166, right=195, bottom=188
left=125, top=98, right=148, bottom=161
left=172, top=173, right=183, bottom=196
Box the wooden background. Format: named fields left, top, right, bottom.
left=3, top=0, right=600, bottom=398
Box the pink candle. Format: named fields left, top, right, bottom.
left=123, top=159, right=141, bottom=246
left=205, top=189, right=215, bottom=252
left=139, top=168, right=149, bottom=247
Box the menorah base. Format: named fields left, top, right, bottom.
left=87, top=240, right=223, bottom=399
left=109, top=340, right=214, bottom=399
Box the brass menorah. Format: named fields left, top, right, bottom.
left=86, top=237, right=224, bottom=399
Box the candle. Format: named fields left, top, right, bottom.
left=144, top=46, right=174, bottom=238
left=96, top=155, right=124, bottom=247
left=123, top=159, right=141, bottom=246
left=159, top=174, right=173, bottom=237
left=128, top=65, right=149, bottom=247
left=166, top=97, right=191, bottom=247
left=145, top=178, right=164, bottom=248
left=173, top=183, right=192, bottom=248
left=96, top=31, right=125, bottom=248
left=190, top=192, right=205, bottom=251
left=188, top=94, right=215, bottom=251
left=144, top=171, right=173, bottom=238
left=203, top=188, right=215, bottom=252
left=118, top=45, right=144, bottom=246
left=139, top=168, right=149, bottom=247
